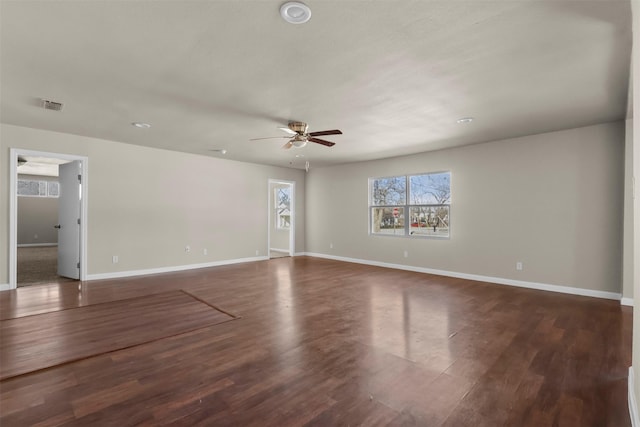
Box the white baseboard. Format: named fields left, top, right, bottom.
left=86, top=256, right=269, bottom=281
left=17, top=243, right=57, bottom=247
left=622, top=297, right=634, bottom=307
left=630, top=367, right=639, bottom=427
left=0, top=283, right=11, bottom=291
left=302, top=252, right=622, bottom=301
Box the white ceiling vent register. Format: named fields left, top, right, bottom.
left=42, top=99, right=63, bottom=111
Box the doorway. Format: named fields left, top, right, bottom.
left=9, top=149, right=88, bottom=289
left=268, top=180, right=295, bottom=259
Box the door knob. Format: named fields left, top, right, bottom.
left=54, top=224, right=61, bottom=229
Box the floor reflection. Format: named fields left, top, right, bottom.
left=369, top=284, right=453, bottom=365
left=273, top=262, right=298, bottom=352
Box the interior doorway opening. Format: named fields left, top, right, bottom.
left=9, top=149, right=88, bottom=290
left=268, top=180, right=295, bottom=259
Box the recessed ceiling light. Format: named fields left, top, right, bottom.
left=280, top=2, right=311, bottom=24
left=210, top=149, right=227, bottom=155
left=456, top=117, right=474, bottom=124
left=295, top=154, right=305, bottom=158
left=131, top=122, right=151, bottom=129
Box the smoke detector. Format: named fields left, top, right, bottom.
left=42, top=99, right=64, bottom=111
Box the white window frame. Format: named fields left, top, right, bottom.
left=368, top=171, right=451, bottom=239
left=17, top=179, right=60, bottom=198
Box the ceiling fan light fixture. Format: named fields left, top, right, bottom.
left=280, top=2, right=311, bottom=24
left=456, top=117, right=474, bottom=124
left=292, top=139, right=307, bottom=148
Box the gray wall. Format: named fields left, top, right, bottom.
left=18, top=198, right=58, bottom=245
left=17, top=174, right=59, bottom=245
left=0, top=124, right=306, bottom=282
left=306, top=122, right=624, bottom=294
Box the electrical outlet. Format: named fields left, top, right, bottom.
left=404, top=250, right=409, bottom=258
left=256, top=250, right=259, bottom=256
left=516, top=261, right=523, bottom=271
left=203, top=248, right=208, bottom=255
left=112, top=255, right=118, bottom=264
left=34, top=234, right=38, bottom=240
left=185, top=245, right=191, bottom=253
left=330, top=243, right=334, bottom=249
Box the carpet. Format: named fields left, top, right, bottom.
left=17, top=246, right=77, bottom=287
left=0, top=290, right=237, bottom=380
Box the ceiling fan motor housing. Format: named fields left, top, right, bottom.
left=289, top=121, right=308, bottom=134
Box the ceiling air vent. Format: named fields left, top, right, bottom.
left=42, top=99, right=64, bottom=111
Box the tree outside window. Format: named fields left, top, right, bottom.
left=275, top=187, right=291, bottom=229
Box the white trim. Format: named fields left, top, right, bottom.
left=9, top=151, right=17, bottom=288
left=86, top=256, right=268, bottom=281
left=269, top=248, right=290, bottom=253
left=630, top=367, right=639, bottom=427
left=17, top=243, right=58, bottom=248
left=0, top=284, right=11, bottom=291
left=622, top=297, right=634, bottom=307
left=9, top=149, right=89, bottom=289
left=302, top=252, right=623, bottom=301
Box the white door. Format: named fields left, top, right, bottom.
left=57, top=161, right=81, bottom=279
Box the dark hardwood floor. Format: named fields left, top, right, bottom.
left=0, top=256, right=632, bottom=426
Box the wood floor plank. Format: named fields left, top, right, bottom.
left=0, top=290, right=234, bottom=380
left=0, top=257, right=632, bottom=426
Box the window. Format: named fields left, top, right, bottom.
left=370, top=172, right=450, bottom=238
left=275, top=186, right=291, bottom=229
left=17, top=179, right=59, bottom=198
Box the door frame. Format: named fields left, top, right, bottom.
left=267, top=179, right=295, bottom=257
left=9, top=148, right=89, bottom=289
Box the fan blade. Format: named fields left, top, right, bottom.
left=249, top=136, right=291, bottom=141
left=309, top=137, right=336, bottom=147
left=278, top=127, right=297, bottom=135
left=308, top=129, right=342, bottom=137
left=282, top=141, right=293, bottom=149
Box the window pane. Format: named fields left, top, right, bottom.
left=17, top=180, right=41, bottom=196
left=276, top=187, right=290, bottom=209
left=409, top=206, right=449, bottom=237
left=48, top=181, right=60, bottom=197
left=278, top=214, right=291, bottom=229
left=276, top=187, right=291, bottom=230
left=371, top=176, right=406, bottom=206
left=409, top=172, right=450, bottom=204
left=371, top=207, right=404, bottom=235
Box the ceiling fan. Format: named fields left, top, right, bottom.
left=250, top=121, right=342, bottom=149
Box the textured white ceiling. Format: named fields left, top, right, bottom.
left=0, top=0, right=632, bottom=169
